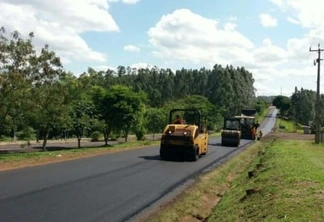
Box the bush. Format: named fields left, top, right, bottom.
left=90, top=131, right=103, bottom=142
left=135, top=130, right=146, bottom=141
left=110, top=134, right=118, bottom=141
left=16, top=127, right=36, bottom=141
left=0, top=135, right=11, bottom=141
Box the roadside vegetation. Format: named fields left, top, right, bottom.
left=276, top=118, right=304, bottom=133
left=0, top=27, right=267, bottom=152
left=0, top=140, right=160, bottom=172
left=210, top=137, right=324, bottom=222
left=146, top=131, right=324, bottom=222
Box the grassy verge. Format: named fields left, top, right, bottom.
left=209, top=132, right=221, bottom=137
left=210, top=139, right=324, bottom=221
left=144, top=140, right=270, bottom=222
left=256, top=107, right=270, bottom=122
left=145, top=136, right=324, bottom=222
left=276, top=118, right=304, bottom=133
left=0, top=140, right=160, bottom=172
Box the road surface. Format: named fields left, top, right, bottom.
left=0, top=108, right=278, bottom=222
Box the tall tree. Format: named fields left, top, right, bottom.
left=0, top=28, right=35, bottom=139
left=29, top=44, right=70, bottom=151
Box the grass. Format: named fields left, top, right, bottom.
left=256, top=107, right=270, bottom=122
left=277, top=118, right=304, bottom=133
left=0, top=140, right=160, bottom=171
left=209, top=139, right=324, bottom=222
left=209, top=132, right=221, bottom=137
left=145, top=136, right=324, bottom=222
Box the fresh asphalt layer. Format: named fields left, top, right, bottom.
left=0, top=108, right=278, bottom=222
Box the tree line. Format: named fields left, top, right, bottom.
left=0, top=28, right=269, bottom=150
left=272, top=87, right=324, bottom=130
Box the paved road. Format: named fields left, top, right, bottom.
left=0, top=108, right=278, bottom=222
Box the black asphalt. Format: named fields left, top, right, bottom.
left=0, top=107, right=278, bottom=222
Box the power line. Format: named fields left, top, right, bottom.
left=309, top=43, right=324, bottom=144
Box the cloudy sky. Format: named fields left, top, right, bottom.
left=1, top=0, right=323, bottom=96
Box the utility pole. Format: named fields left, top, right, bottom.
left=309, top=44, right=324, bottom=144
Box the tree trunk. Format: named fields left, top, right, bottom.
left=124, top=128, right=129, bottom=142
left=42, top=130, right=49, bottom=151
left=12, top=126, right=17, bottom=142
left=103, top=125, right=111, bottom=146
left=36, top=129, right=40, bottom=143
left=76, top=129, right=83, bottom=148
left=152, top=133, right=155, bottom=141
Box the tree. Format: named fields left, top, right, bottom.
left=64, top=73, right=96, bottom=148
left=94, top=85, right=147, bottom=145
left=145, top=108, right=166, bottom=140
left=273, top=95, right=291, bottom=117
left=290, top=87, right=316, bottom=125
left=0, top=28, right=35, bottom=139
left=29, top=44, right=70, bottom=151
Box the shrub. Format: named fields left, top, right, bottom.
left=90, top=131, right=103, bottom=142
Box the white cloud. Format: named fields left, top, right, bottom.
left=263, top=38, right=272, bottom=46
left=259, top=13, right=278, bottom=27
left=147, top=8, right=323, bottom=96
left=148, top=9, right=254, bottom=67
left=0, top=0, right=119, bottom=65
left=123, top=45, right=141, bottom=52
left=287, top=16, right=299, bottom=25
left=223, top=22, right=237, bottom=31
left=108, top=0, right=140, bottom=4
left=122, top=0, right=140, bottom=4
left=270, top=0, right=324, bottom=28
left=252, top=42, right=287, bottom=65
left=229, top=16, right=237, bottom=21
left=94, top=65, right=117, bottom=72
left=130, top=63, right=155, bottom=69
left=270, top=0, right=283, bottom=7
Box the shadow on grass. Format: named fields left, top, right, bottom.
left=0, top=139, right=155, bottom=154
left=32, top=144, right=115, bottom=151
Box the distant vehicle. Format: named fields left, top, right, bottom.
left=159, top=108, right=208, bottom=161
left=234, top=109, right=259, bottom=140
left=221, top=117, right=241, bottom=147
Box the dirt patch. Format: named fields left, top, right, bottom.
left=181, top=216, right=201, bottom=222
left=226, top=172, right=236, bottom=181
left=264, top=132, right=314, bottom=141
left=316, top=190, right=324, bottom=200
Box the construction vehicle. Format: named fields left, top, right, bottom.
left=159, top=108, right=208, bottom=161
left=221, top=117, right=242, bottom=147
left=234, top=109, right=259, bottom=140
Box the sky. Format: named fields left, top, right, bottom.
left=1, top=0, right=324, bottom=97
